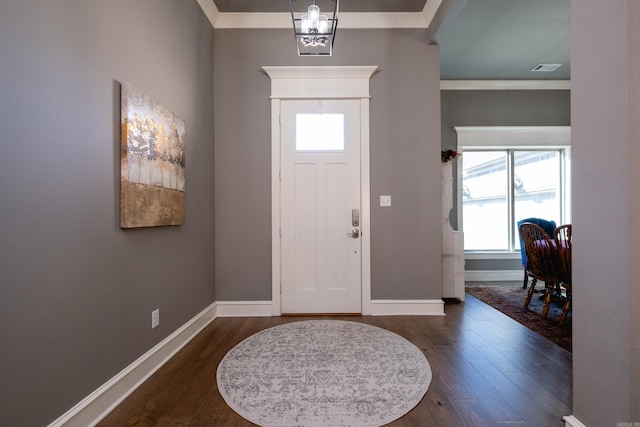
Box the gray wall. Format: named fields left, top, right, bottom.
left=571, top=0, right=640, bottom=423
left=0, top=1, right=215, bottom=425
left=441, top=89, right=571, bottom=272
left=441, top=90, right=571, bottom=152
left=464, top=257, right=523, bottom=272
left=214, top=29, right=443, bottom=300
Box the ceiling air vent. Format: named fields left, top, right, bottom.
left=531, top=64, right=562, bottom=72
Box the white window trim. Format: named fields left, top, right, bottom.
left=454, top=126, right=571, bottom=148
left=454, top=126, right=571, bottom=257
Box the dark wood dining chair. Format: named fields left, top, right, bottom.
left=518, top=222, right=561, bottom=318
left=554, top=224, right=572, bottom=327
left=517, top=218, right=557, bottom=289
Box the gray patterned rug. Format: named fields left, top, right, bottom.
left=216, top=320, right=432, bottom=427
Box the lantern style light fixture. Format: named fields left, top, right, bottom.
left=289, top=0, right=339, bottom=56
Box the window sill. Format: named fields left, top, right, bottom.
left=464, top=252, right=522, bottom=260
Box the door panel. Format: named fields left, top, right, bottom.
left=280, top=99, right=361, bottom=313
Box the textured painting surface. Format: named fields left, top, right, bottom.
left=120, top=83, right=186, bottom=228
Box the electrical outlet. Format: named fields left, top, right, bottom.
left=380, top=195, right=391, bottom=207
left=152, top=309, right=160, bottom=329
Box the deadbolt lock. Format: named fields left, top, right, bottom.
left=347, top=229, right=360, bottom=238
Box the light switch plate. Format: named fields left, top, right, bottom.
left=380, top=195, right=391, bottom=207
left=152, top=309, right=160, bottom=329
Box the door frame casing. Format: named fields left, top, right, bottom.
left=263, top=66, right=377, bottom=316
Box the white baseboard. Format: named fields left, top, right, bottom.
left=48, top=302, right=218, bottom=427
left=465, top=269, right=524, bottom=282
left=216, top=301, right=273, bottom=317
left=49, top=297, right=447, bottom=426
left=370, top=299, right=445, bottom=316
left=563, top=415, right=587, bottom=427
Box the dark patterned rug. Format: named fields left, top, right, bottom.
left=465, top=282, right=572, bottom=352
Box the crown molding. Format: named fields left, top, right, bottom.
left=212, top=12, right=429, bottom=29
left=422, top=0, right=443, bottom=28
left=197, top=1, right=439, bottom=29
left=212, top=12, right=290, bottom=29
left=195, top=0, right=219, bottom=27
left=440, top=80, right=571, bottom=90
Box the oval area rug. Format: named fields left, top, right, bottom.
left=216, top=320, right=432, bottom=427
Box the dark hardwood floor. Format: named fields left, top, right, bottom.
left=98, top=295, right=572, bottom=426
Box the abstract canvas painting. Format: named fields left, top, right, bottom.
left=120, top=82, right=186, bottom=228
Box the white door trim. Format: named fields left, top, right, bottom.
left=263, top=66, right=377, bottom=316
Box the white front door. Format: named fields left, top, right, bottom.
left=280, top=99, right=362, bottom=313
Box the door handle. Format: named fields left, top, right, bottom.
left=347, top=229, right=360, bottom=238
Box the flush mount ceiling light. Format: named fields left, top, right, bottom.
left=531, top=64, right=562, bottom=72
left=289, top=0, right=338, bottom=56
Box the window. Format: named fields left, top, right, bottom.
left=462, top=151, right=509, bottom=250
left=296, top=113, right=344, bottom=151
left=454, top=127, right=571, bottom=253
left=463, top=149, right=566, bottom=251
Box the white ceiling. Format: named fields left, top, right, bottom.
left=202, top=0, right=570, bottom=81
